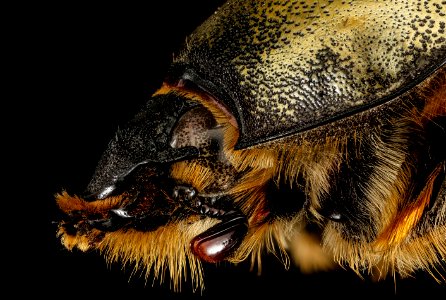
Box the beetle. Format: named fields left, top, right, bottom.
left=55, top=0, right=446, bottom=292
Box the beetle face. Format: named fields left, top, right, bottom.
left=55, top=0, right=446, bottom=292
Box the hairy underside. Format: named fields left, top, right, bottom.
left=56, top=68, right=445, bottom=291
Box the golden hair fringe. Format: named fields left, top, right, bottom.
left=55, top=191, right=125, bottom=215
left=98, top=219, right=218, bottom=292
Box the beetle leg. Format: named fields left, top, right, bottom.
left=172, top=185, right=237, bottom=217
left=194, top=195, right=233, bottom=218
left=172, top=185, right=248, bottom=262
left=190, top=211, right=248, bottom=263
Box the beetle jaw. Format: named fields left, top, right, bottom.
left=55, top=190, right=216, bottom=291
left=54, top=187, right=281, bottom=292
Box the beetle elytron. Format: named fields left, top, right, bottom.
left=55, top=0, right=446, bottom=292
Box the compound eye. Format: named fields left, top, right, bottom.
left=170, top=105, right=225, bottom=155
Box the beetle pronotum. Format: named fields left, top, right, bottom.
left=55, top=0, right=445, bottom=292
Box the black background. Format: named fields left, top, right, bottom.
left=15, top=0, right=445, bottom=298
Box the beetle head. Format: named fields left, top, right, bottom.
left=55, top=84, right=277, bottom=290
